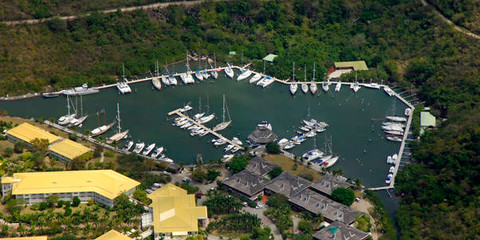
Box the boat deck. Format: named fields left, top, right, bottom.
left=168, top=108, right=244, bottom=150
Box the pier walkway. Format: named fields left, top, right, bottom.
left=168, top=108, right=244, bottom=150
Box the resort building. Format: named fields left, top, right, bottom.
left=313, top=221, right=370, bottom=240
left=147, top=183, right=208, bottom=237
left=244, top=156, right=279, bottom=177
left=1, top=170, right=140, bottom=207
left=310, top=174, right=353, bottom=197
left=264, top=172, right=312, bottom=198
left=48, top=138, right=91, bottom=162
left=223, top=170, right=270, bottom=200
left=328, top=61, right=368, bottom=80
left=6, top=122, right=59, bottom=147
left=247, top=125, right=278, bottom=146
left=95, top=229, right=132, bottom=240
left=289, top=188, right=360, bottom=225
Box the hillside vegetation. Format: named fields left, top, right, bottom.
left=428, top=0, right=480, bottom=34
left=0, top=1, right=480, bottom=239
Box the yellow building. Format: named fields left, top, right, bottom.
left=0, top=237, right=48, bottom=240
left=48, top=139, right=91, bottom=162
left=148, top=183, right=208, bottom=237
left=95, top=230, right=132, bottom=240
left=5, top=123, right=59, bottom=145
left=1, top=170, right=140, bottom=207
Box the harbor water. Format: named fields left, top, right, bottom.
left=0, top=69, right=408, bottom=188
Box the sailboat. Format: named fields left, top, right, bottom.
left=320, top=136, right=339, bottom=167
left=350, top=72, right=360, bottom=93
left=198, top=95, right=215, bottom=124
left=302, top=137, right=323, bottom=161
left=152, top=60, right=162, bottom=90
left=290, top=62, right=298, bottom=95
left=193, top=97, right=205, bottom=120
left=58, top=95, right=77, bottom=125
left=69, top=96, right=88, bottom=127
left=335, top=81, right=342, bottom=92
left=107, top=103, right=129, bottom=143
left=202, top=69, right=210, bottom=80
left=237, top=68, right=252, bottom=81
left=163, top=61, right=177, bottom=86
left=209, top=52, right=219, bottom=79
left=90, top=109, right=116, bottom=137
left=322, top=68, right=329, bottom=92
left=301, top=65, right=309, bottom=93
left=225, top=63, right=234, bottom=78
left=310, top=62, right=318, bottom=94
left=213, top=94, right=232, bottom=132
left=117, top=63, right=132, bottom=94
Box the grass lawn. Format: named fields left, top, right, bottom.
left=264, top=154, right=322, bottom=181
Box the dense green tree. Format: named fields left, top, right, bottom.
left=267, top=167, right=283, bottom=179
left=265, top=142, right=281, bottom=154
left=227, top=155, right=249, bottom=174
left=204, top=193, right=242, bottom=216
left=72, top=197, right=81, bottom=207
left=331, top=188, right=355, bottom=206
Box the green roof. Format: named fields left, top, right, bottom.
left=334, top=61, right=369, bottom=71
left=420, top=112, right=436, bottom=127
left=263, top=54, right=278, bottom=62
left=228, top=51, right=237, bottom=55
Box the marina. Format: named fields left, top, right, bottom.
left=0, top=62, right=413, bottom=188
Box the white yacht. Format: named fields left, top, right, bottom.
left=384, top=86, right=394, bottom=96
left=351, top=82, right=361, bottom=92
left=385, top=130, right=404, bottom=136
left=386, top=116, right=407, bottom=122
left=249, top=74, right=262, bottom=84
left=322, top=82, right=329, bottom=92
left=283, top=141, right=295, bottom=150
left=310, top=62, right=317, bottom=94
left=202, top=70, right=210, bottom=80
left=389, top=166, right=395, bottom=173
left=321, top=156, right=339, bottom=168
left=385, top=174, right=393, bottom=184
left=232, top=137, right=243, bottom=145
left=224, top=144, right=235, bottom=152
left=198, top=113, right=215, bottom=124
left=179, top=104, right=193, bottom=112
left=237, top=69, right=252, bottom=81
left=151, top=147, right=164, bottom=158
left=213, top=94, right=232, bottom=132
left=212, top=138, right=227, bottom=146
left=302, top=149, right=323, bottom=161
left=335, top=82, right=341, bottom=92
left=195, top=70, right=203, bottom=81
left=257, top=121, right=272, bottom=131
left=133, top=142, right=145, bottom=154
left=364, top=82, right=381, bottom=89
left=382, top=125, right=404, bottom=131
left=123, top=141, right=134, bottom=151
left=62, top=83, right=99, bottom=96
left=117, top=81, right=132, bottom=94
left=225, top=63, right=234, bottom=78
left=290, top=84, right=298, bottom=95
left=168, top=74, right=177, bottom=86
left=143, top=143, right=156, bottom=156
left=259, top=76, right=275, bottom=88
left=386, top=135, right=402, bottom=142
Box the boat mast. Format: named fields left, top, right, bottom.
left=214, top=51, right=217, bottom=69
left=263, top=60, right=266, bottom=74
left=80, top=95, right=83, bottom=117
left=102, top=109, right=106, bottom=125
left=312, top=62, right=316, bottom=82
left=241, top=50, right=244, bottom=66
left=198, top=97, right=202, bottom=114
left=75, top=96, right=78, bottom=116
left=122, top=63, right=126, bottom=81
left=304, top=65, right=307, bottom=82
left=206, top=94, right=210, bottom=114
left=186, top=51, right=190, bottom=72
left=222, top=94, right=226, bottom=123
left=116, top=103, right=121, bottom=134
left=66, top=95, right=71, bottom=115
left=292, top=62, right=295, bottom=81
left=155, top=60, right=159, bottom=77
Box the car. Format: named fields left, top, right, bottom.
left=255, top=205, right=263, bottom=209
left=242, top=202, right=248, bottom=207
left=210, top=187, right=217, bottom=191
left=218, top=172, right=222, bottom=176
left=182, top=177, right=191, bottom=183
left=355, top=197, right=360, bottom=202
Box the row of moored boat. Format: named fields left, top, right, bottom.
left=123, top=141, right=172, bottom=163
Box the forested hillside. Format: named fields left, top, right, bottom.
left=0, top=0, right=160, bottom=21
left=428, top=0, right=480, bottom=34
left=0, top=1, right=480, bottom=238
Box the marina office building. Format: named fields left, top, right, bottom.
left=1, top=170, right=140, bottom=207
left=6, top=122, right=91, bottom=162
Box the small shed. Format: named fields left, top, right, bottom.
left=262, top=54, right=278, bottom=63
left=420, top=112, right=436, bottom=128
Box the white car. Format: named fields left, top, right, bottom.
left=255, top=205, right=263, bottom=209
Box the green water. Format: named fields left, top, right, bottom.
left=0, top=68, right=407, bottom=187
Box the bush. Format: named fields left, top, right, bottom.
left=299, top=173, right=314, bottom=181
left=3, top=147, right=13, bottom=158
left=268, top=167, right=283, bottom=179
left=266, top=142, right=281, bottom=154
left=13, top=141, right=25, bottom=154
left=227, top=155, right=249, bottom=173
left=72, top=197, right=80, bottom=207
left=68, top=134, right=78, bottom=142
left=104, top=150, right=114, bottom=158
left=298, top=220, right=313, bottom=234
left=331, top=188, right=355, bottom=206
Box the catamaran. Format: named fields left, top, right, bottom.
left=290, top=62, right=298, bottom=95
left=250, top=74, right=262, bottom=84
left=302, top=137, right=323, bottom=161
left=213, top=94, right=232, bottom=132
left=117, top=63, right=132, bottom=94
left=107, top=103, right=129, bottom=143
left=90, top=110, right=116, bottom=137
left=301, top=66, right=308, bottom=93
left=237, top=69, right=252, bottom=81
left=310, top=62, right=318, bottom=94
left=225, top=63, right=234, bottom=78
left=386, top=115, right=407, bottom=122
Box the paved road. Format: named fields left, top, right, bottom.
left=420, top=0, right=480, bottom=40
left=242, top=206, right=282, bottom=240
left=1, top=0, right=225, bottom=26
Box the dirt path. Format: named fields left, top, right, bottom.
left=0, top=0, right=224, bottom=26
left=351, top=199, right=380, bottom=240
left=420, top=0, right=480, bottom=40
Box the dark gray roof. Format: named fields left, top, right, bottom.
left=313, top=221, right=370, bottom=240
left=247, top=126, right=278, bottom=144
left=289, top=188, right=360, bottom=225
left=244, top=156, right=279, bottom=176
left=223, top=170, right=270, bottom=197
left=264, top=172, right=312, bottom=197
left=311, top=174, right=353, bottom=196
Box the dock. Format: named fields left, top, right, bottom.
left=168, top=108, right=244, bottom=150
